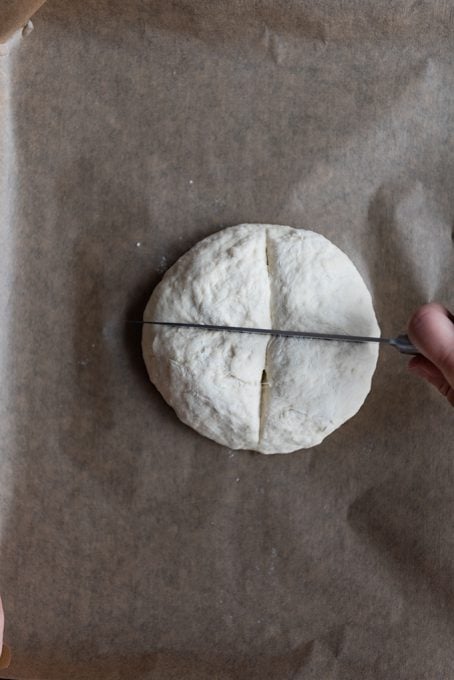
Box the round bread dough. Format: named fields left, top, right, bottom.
left=142, top=224, right=379, bottom=454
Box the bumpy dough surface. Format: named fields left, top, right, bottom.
left=142, top=224, right=379, bottom=454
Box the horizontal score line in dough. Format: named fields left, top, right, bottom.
left=142, top=224, right=379, bottom=454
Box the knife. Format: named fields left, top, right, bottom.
left=130, top=320, right=419, bottom=355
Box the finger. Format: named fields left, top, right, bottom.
left=0, top=596, right=4, bottom=636
left=0, top=595, right=4, bottom=660
left=408, top=355, right=445, bottom=382
left=408, top=303, right=454, bottom=387
left=408, top=355, right=454, bottom=406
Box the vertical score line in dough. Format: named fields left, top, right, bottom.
left=258, top=228, right=273, bottom=446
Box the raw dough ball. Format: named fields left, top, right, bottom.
left=142, top=224, right=379, bottom=454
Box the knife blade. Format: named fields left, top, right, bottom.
left=129, top=320, right=419, bottom=355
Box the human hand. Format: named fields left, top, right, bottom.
left=0, top=597, right=3, bottom=650
left=0, top=595, right=11, bottom=670
left=408, top=302, right=454, bottom=405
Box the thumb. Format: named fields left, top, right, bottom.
left=408, top=303, right=454, bottom=388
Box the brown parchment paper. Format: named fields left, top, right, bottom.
left=1, top=1, right=454, bottom=678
